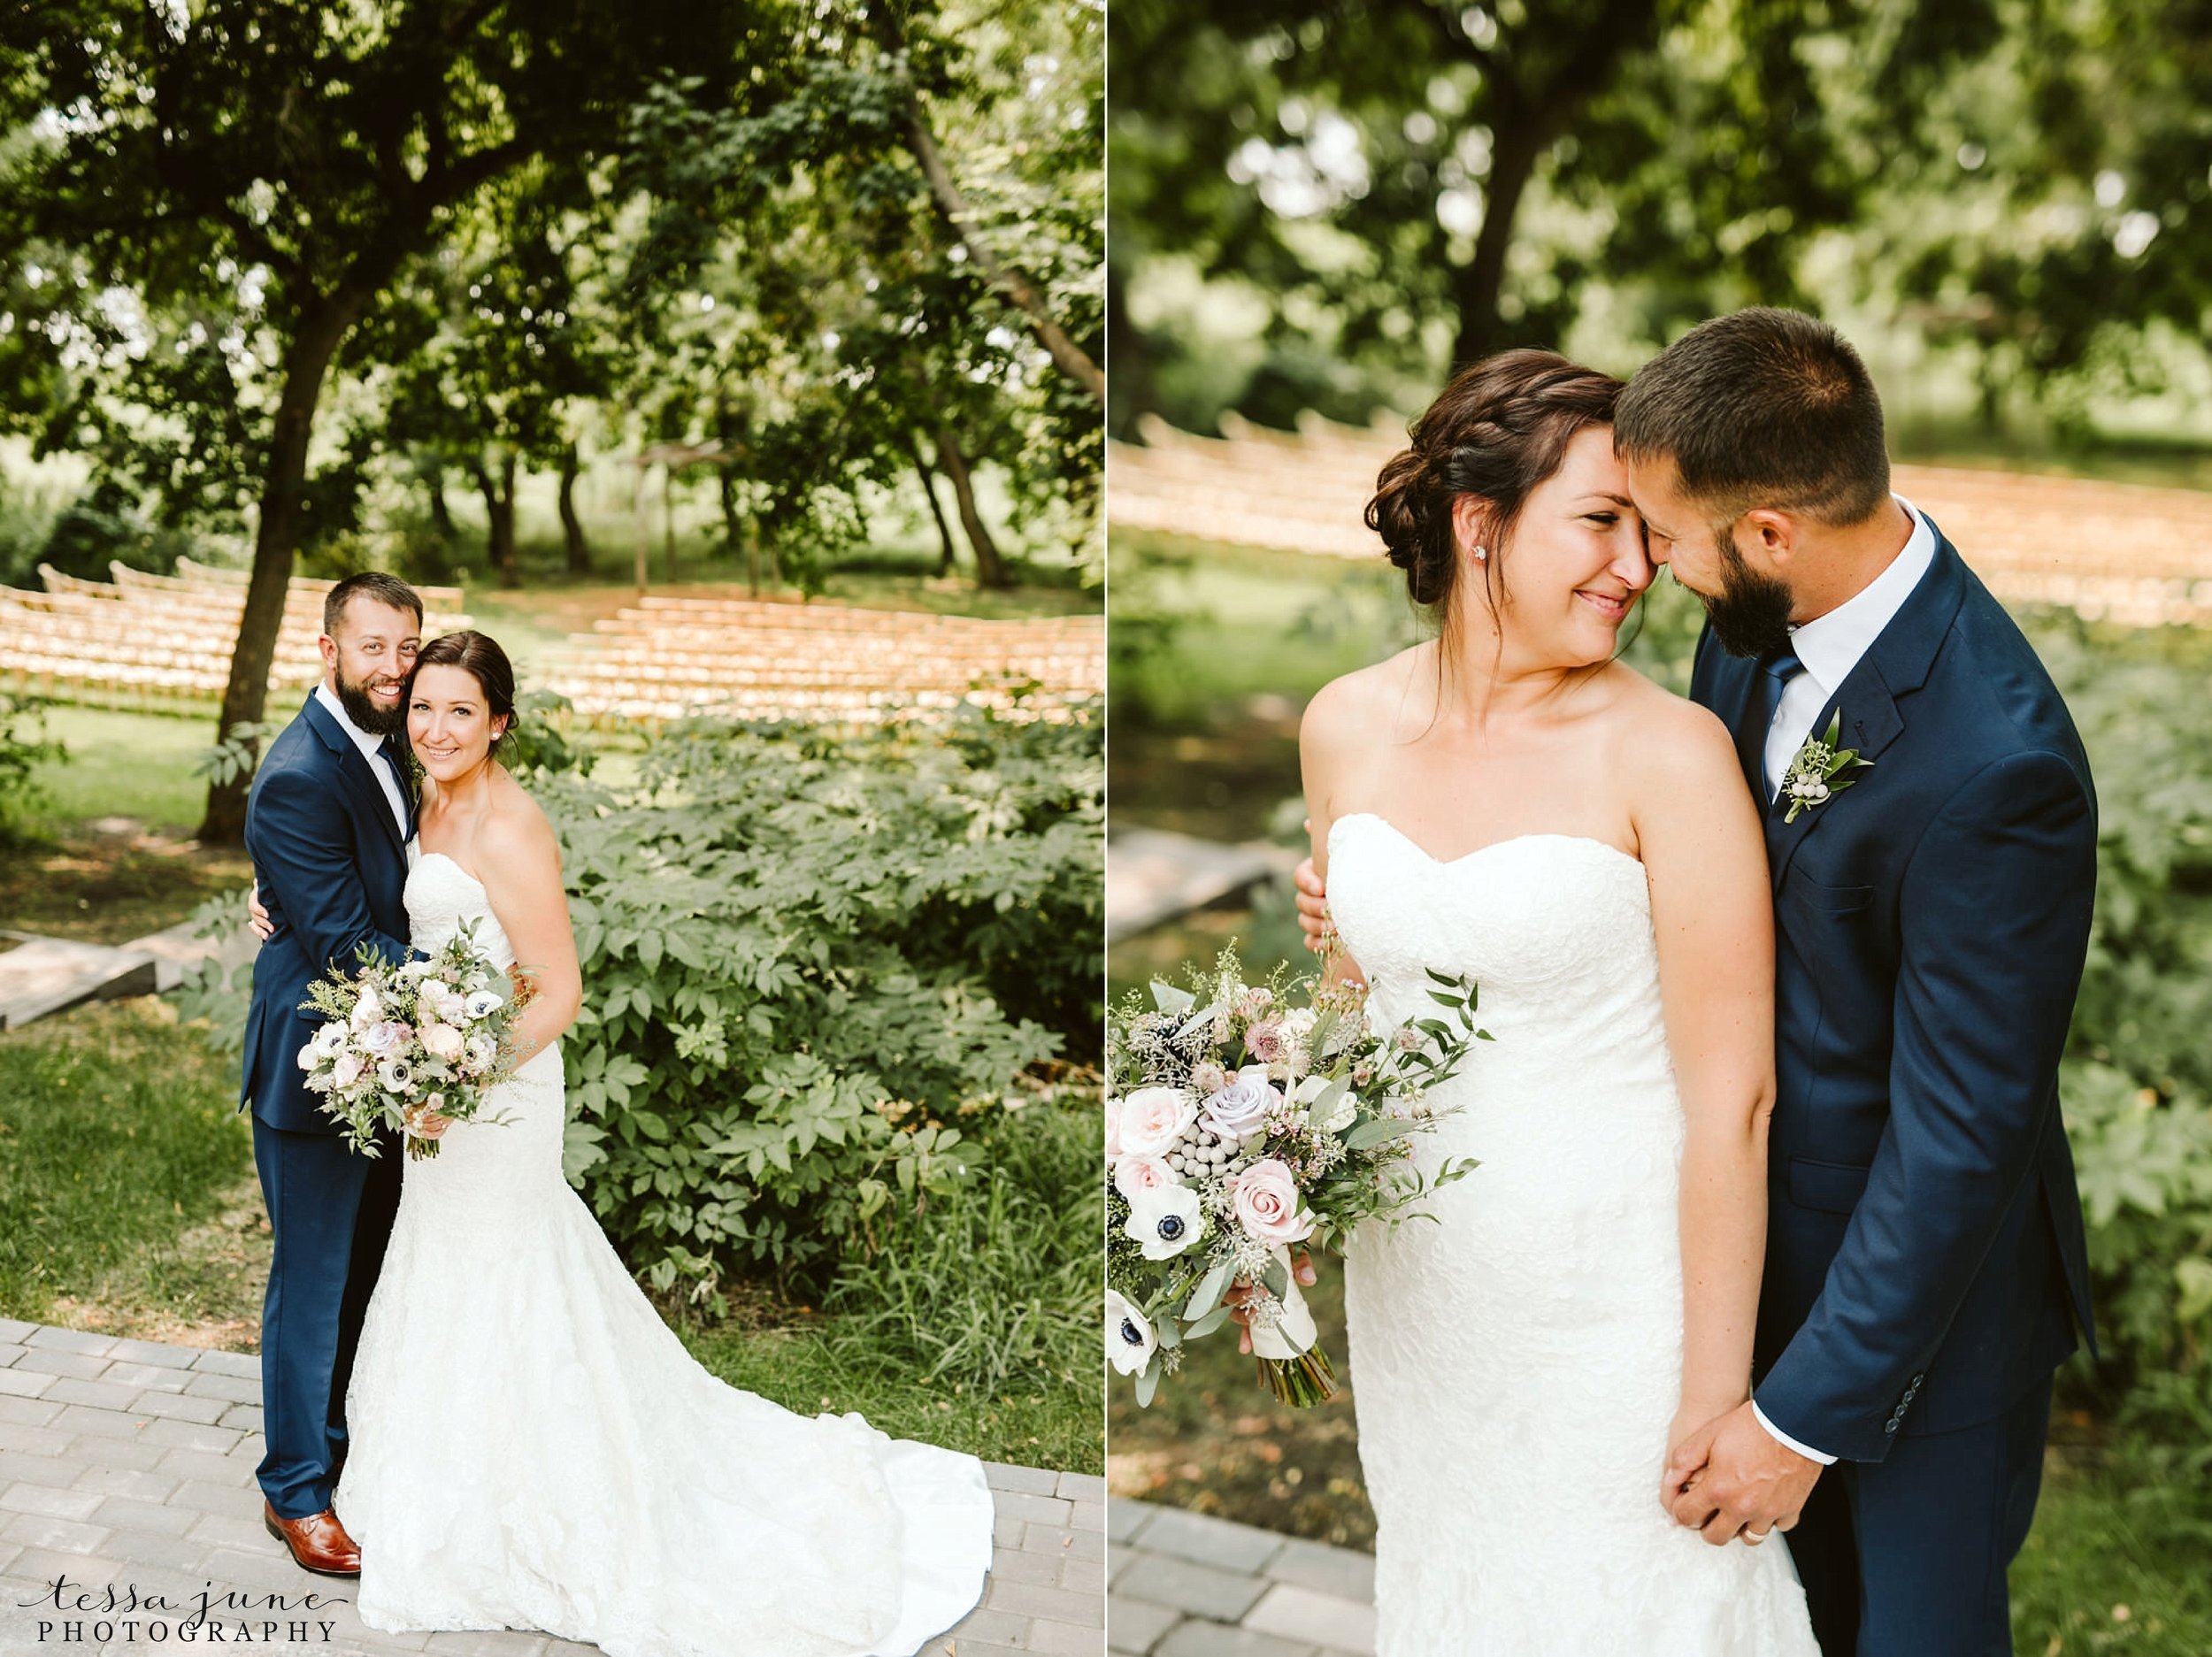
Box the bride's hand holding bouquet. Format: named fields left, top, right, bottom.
left=295, top=920, right=532, bottom=1160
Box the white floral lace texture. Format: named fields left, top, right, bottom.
left=1324, top=817, right=1820, bottom=1657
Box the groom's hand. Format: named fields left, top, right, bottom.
left=1292, top=847, right=1330, bottom=955
left=1224, top=1248, right=1317, bottom=1355
left=1291, top=843, right=1365, bottom=986
left=246, top=878, right=273, bottom=943
left=1665, top=1400, right=1820, bottom=1545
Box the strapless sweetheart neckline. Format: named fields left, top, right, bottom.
left=1330, top=811, right=1646, bottom=879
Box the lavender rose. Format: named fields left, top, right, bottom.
left=1201, top=1066, right=1281, bottom=1147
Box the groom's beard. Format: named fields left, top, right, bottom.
left=1697, top=533, right=1797, bottom=659
left=335, top=665, right=408, bottom=736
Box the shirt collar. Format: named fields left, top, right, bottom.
left=1786, top=495, right=1936, bottom=693
left=314, top=679, right=393, bottom=763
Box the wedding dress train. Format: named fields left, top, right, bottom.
left=1325, top=814, right=1819, bottom=1656
left=336, top=850, right=994, bottom=1657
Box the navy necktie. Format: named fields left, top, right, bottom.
left=1751, top=647, right=1804, bottom=795
left=375, top=740, right=415, bottom=839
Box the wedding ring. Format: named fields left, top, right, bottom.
left=1744, top=1529, right=1771, bottom=1546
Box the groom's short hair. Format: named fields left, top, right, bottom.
left=324, top=572, right=424, bottom=638
left=1614, top=308, right=1891, bottom=527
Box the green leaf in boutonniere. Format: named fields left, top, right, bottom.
left=1780, top=710, right=1873, bottom=825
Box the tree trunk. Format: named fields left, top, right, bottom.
left=426, top=467, right=457, bottom=540
left=558, top=442, right=591, bottom=575
left=933, top=421, right=1010, bottom=590
left=718, top=465, right=759, bottom=595
left=902, top=106, right=1104, bottom=405
left=906, top=430, right=959, bottom=576
left=869, top=5, right=1102, bottom=405
left=475, top=453, right=520, bottom=588
left=197, top=301, right=356, bottom=844
left=632, top=463, right=649, bottom=594
left=663, top=467, right=679, bottom=586
left=1448, top=116, right=1545, bottom=370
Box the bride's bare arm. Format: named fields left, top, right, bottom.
left=1297, top=674, right=1367, bottom=986
left=1632, top=698, right=1777, bottom=1442
left=476, top=802, right=584, bottom=1058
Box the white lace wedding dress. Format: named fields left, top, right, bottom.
left=1325, top=814, right=1819, bottom=1656
left=335, top=851, right=995, bottom=1657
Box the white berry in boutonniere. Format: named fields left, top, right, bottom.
left=1781, top=710, right=1873, bottom=824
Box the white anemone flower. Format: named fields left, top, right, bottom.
left=1125, top=1184, right=1205, bottom=1261
left=1104, top=1290, right=1158, bottom=1377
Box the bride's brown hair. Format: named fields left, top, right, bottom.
left=1368, top=350, right=1624, bottom=651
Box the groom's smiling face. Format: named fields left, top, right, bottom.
left=321, top=596, right=422, bottom=736
left=1622, top=455, right=1798, bottom=658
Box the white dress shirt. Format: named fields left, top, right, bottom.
left=1761, top=498, right=1936, bottom=798
left=1747, top=496, right=1935, bottom=1469
left=315, top=680, right=410, bottom=841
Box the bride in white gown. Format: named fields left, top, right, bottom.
left=1294, top=352, right=1818, bottom=1654
left=334, top=631, right=995, bottom=1657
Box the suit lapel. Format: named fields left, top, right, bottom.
left=1763, top=531, right=1969, bottom=893
left=303, top=695, right=407, bottom=860
left=1708, top=648, right=1770, bottom=799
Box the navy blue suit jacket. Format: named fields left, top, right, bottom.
left=240, top=694, right=417, bottom=1135
left=1689, top=525, right=2098, bottom=1463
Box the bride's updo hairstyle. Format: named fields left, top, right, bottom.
left=408, top=629, right=519, bottom=755
left=1367, top=349, right=1624, bottom=635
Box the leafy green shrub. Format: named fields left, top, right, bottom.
left=819, top=1084, right=1098, bottom=1395
left=36, top=477, right=189, bottom=583
left=2033, top=618, right=2212, bottom=1442
left=0, top=692, right=64, bottom=843
left=546, top=699, right=1100, bottom=1297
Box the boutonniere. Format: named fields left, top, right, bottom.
left=1780, top=711, right=1872, bottom=824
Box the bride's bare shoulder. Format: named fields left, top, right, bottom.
left=1601, top=663, right=1732, bottom=753
left=1302, top=646, right=1432, bottom=753
left=479, top=773, right=561, bottom=871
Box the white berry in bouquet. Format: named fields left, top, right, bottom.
left=1104, top=942, right=1491, bottom=1408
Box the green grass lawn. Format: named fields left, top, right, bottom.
left=0, top=705, right=250, bottom=941
left=0, top=997, right=1100, bottom=1471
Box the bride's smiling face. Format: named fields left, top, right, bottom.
left=408, top=664, right=508, bottom=783
left=1463, top=425, right=1654, bottom=667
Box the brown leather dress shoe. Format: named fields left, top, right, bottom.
left=263, top=1501, right=362, bottom=1576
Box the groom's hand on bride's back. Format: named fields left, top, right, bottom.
left=1293, top=855, right=1329, bottom=948
left=1291, top=834, right=1364, bottom=985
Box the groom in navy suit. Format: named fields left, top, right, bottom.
left=1617, top=310, right=2098, bottom=1655
left=240, top=572, right=424, bottom=1576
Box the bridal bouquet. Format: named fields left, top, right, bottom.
left=296, top=922, right=528, bottom=1160
left=1106, top=947, right=1488, bottom=1408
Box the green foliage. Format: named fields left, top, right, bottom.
left=818, top=1086, right=1096, bottom=1400
left=545, top=699, right=1100, bottom=1294
left=32, top=477, right=188, bottom=584
left=0, top=692, right=65, bottom=843
left=2034, top=617, right=2212, bottom=1441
